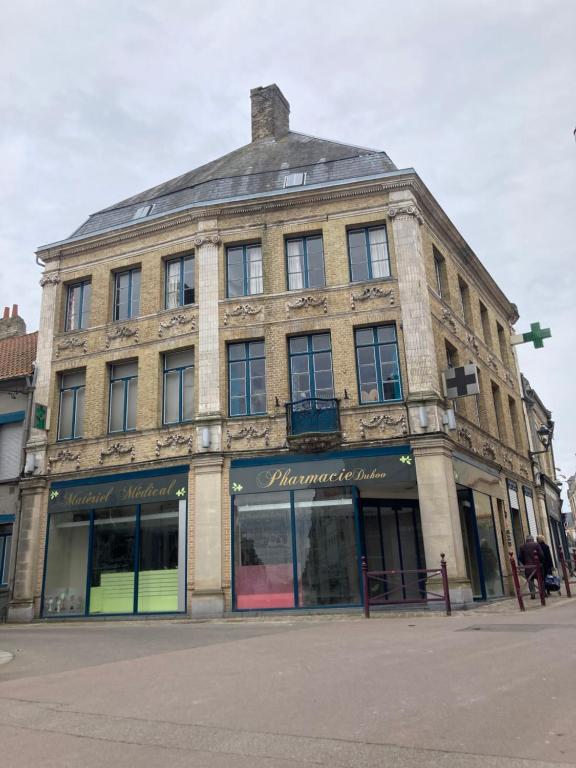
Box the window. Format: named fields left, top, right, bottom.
left=458, top=277, right=472, bottom=326
left=165, top=255, right=194, bottom=309
left=445, top=340, right=458, bottom=369
left=348, top=226, right=390, bottom=282
left=133, top=204, right=154, bottom=219
left=0, top=533, right=11, bottom=585
left=163, top=350, right=194, bottom=424
left=355, top=326, right=402, bottom=403
left=284, top=172, right=306, bottom=187
left=479, top=301, right=492, bottom=347
left=508, top=396, right=522, bottom=450
left=58, top=370, right=85, bottom=440
left=109, top=362, right=138, bottom=432
left=491, top=381, right=506, bottom=442
left=227, top=244, right=263, bottom=297
left=228, top=341, right=266, bottom=417
left=65, top=281, right=91, bottom=331
left=497, top=322, right=508, bottom=365
left=289, top=333, right=334, bottom=402
left=286, top=236, right=325, bottom=290
left=114, top=268, right=141, bottom=321
left=433, top=247, right=447, bottom=298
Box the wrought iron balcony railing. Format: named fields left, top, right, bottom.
left=285, top=397, right=341, bottom=437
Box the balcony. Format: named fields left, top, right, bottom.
left=285, top=397, right=342, bottom=452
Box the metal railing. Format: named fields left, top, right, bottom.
left=285, top=397, right=341, bottom=436
left=508, top=551, right=546, bottom=610
left=362, top=554, right=451, bottom=617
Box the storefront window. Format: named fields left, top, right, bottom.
left=43, top=511, right=90, bottom=616
left=294, top=488, right=360, bottom=606
left=473, top=491, right=504, bottom=598
left=234, top=492, right=294, bottom=609
left=138, top=502, right=180, bottom=612
left=90, top=507, right=137, bottom=615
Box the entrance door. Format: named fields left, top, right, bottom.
left=361, top=501, right=425, bottom=601
left=457, top=488, right=504, bottom=600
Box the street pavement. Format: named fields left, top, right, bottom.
left=1, top=600, right=576, bottom=767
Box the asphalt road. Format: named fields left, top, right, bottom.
left=1, top=602, right=576, bottom=767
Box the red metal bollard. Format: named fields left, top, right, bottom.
left=534, top=554, right=546, bottom=606
left=509, top=551, right=525, bottom=612
left=559, top=551, right=572, bottom=598
left=362, top=556, right=370, bottom=619
left=440, top=553, right=451, bottom=616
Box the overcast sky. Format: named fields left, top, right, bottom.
left=1, top=0, right=574, bottom=488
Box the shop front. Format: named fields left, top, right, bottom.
left=230, top=446, right=420, bottom=611
left=543, top=478, right=568, bottom=565
left=42, top=466, right=188, bottom=618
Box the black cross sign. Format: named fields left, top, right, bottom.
left=445, top=366, right=478, bottom=398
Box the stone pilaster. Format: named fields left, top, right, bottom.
left=196, top=225, right=221, bottom=418
left=412, top=437, right=473, bottom=607
left=191, top=457, right=224, bottom=617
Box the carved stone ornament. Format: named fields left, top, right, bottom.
left=457, top=426, right=473, bottom=448
left=193, top=234, right=221, bottom=247
left=99, top=442, right=135, bottom=464
left=55, top=336, right=87, bottom=359
left=486, top=354, right=498, bottom=371
left=224, top=304, right=264, bottom=326
left=502, top=450, right=514, bottom=469
left=155, top=432, right=194, bottom=456
left=441, top=307, right=457, bottom=333
left=350, top=286, right=395, bottom=310
left=105, top=325, right=139, bottom=349
left=47, top=448, right=81, bottom=473
left=359, top=413, right=408, bottom=439
left=481, top=442, right=497, bottom=461
left=386, top=205, right=424, bottom=225
left=158, top=313, right=197, bottom=337
left=39, top=272, right=61, bottom=287
left=466, top=334, right=480, bottom=355
left=226, top=425, right=270, bottom=449
left=285, top=295, right=327, bottom=318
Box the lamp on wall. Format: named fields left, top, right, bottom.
left=529, top=423, right=552, bottom=459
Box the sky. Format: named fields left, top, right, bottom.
left=1, top=0, right=574, bottom=488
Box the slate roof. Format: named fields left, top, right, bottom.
left=0, top=332, right=37, bottom=382
left=70, top=132, right=397, bottom=239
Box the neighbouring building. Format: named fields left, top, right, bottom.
left=0, top=306, right=37, bottom=620
left=10, top=85, right=547, bottom=621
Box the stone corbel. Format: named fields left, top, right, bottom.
left=350, top=286, right=395, bottom=310
left=158, top=313, right=197, bottom=337
left=359, top=413, right=407, bottom=439
left=457, top=426, right=473, bottom=448
left=55, top=336, right=88, bottom=359
left=155, top=433, right=194, bottom=456
left=486, top=354, right=498, bottom=371
left=441, top=307, right=457, bottom=333
left=285, top=295, right=327, bottom=318
left=226, top=425, right=270, bottom=449
left=224, top=304, right=264, bottom=326
left=502, top=450, right=514, bottom=469
left=105, top=325, right=139, bottom=349
left=39, top=273, right=61, bottom=287
left=47, top=448, right=81, bottom=473
left=99, top=442, right=135, bottom=464
left=481, top=442, right=497, bottom=461
left=466, top=334, right=480, bottom=355
left=387, top=205, right=424, bottom=225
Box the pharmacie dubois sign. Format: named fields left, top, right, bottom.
left=230, top=447, right=416, bottom=494
left=48, top=469, right=189, bottom=512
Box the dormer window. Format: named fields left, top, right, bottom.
left=283, top=172, right=306, bottom=188
left=133, top=204, right=155, bottom=219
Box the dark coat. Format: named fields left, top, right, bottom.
left=538, top=541, right=554, bottom=576
left=518, top=540, right=544, bottom=577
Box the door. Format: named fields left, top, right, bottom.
left=457, top=488, right=504, bottom=600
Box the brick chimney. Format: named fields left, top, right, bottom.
left=0, top=304, right=26, bottom=340
left=250, top=84, right=290, bottom=142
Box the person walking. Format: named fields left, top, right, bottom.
left=537, top=535, right=554, bottom=596
left=518, top=536, right=544, bottom=599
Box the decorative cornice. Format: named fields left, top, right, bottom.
left=350, top=286, right=395, bottom=310
left=387, top=204, right=424, bottom=225
left=155, top=432, right=194, bottom=456
left=158, top=313, right=196, bottom=337
left=359, top=412, right=407, bottom=439
left=226, top=425, right=270, bottom=449
left=55, top=336, right=87, bottom=359
left=285, top=295, right=327, bottom=318
left=193, top=234, right=221, bottom=247
left=47, top=448, right=81, bottom=473
left=99, top=442, right=135, bottom=464
left=39, top=272, right=61, bottom=287
left=223, top=304, right=264, bottom=326
left=105, top=325, right=139, bottom=349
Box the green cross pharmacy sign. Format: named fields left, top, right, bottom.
left=511, top=322, right=551, bottom=350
